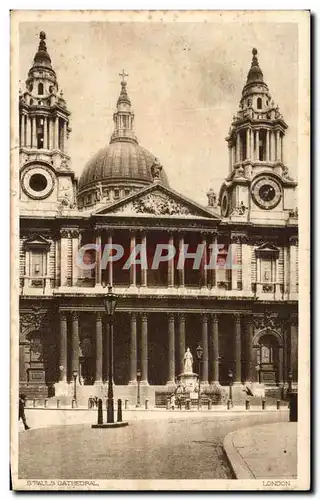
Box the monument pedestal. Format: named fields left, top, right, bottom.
left=179, top=372, right=198, bottom=393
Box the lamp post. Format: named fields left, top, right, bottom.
left=288, top=371, right=293, bottom=394
left=228, top=369, right=233, bottom=404
left=196, top=344, right=203, bottom=410
left=103, top=284, right=118, bottom=424
left=136, top=369, right=141, bottom=407
left=72, top=369, right=78, bottom=403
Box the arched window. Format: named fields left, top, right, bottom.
left=38, top=82, right=44, bottom=95
left=257, top=97, right=262, bottom=109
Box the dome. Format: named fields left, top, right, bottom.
left=78, top=141, right=169, bottom=192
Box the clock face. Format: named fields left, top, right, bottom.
left=251, top=176, right=282, bottom=210
left=21, top=165, right=55, bottom=200
left=221, top=191, right=229, bottom=216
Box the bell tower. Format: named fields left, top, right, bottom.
left=19, top=31, right=76, bottom=213
left=219, top=48, right=297, bottom=224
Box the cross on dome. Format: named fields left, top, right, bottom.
left=119, top=69, right=128, bottom=83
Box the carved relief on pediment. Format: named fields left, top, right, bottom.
left=113, top=192, right=197, bottom=217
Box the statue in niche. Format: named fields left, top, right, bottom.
left=183, top=347, right=193, bottom=374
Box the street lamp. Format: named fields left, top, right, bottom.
left=196, top=344, right=203, bottom=410
left=136, top=369, right=141, bottom=408
left=228, top=369, right=233, bottom=404
left=103, top=283, right=118, bottom=423
left=72, top=369, right=78, bottom=403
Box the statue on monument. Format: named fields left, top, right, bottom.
left=183, top=347, right=193, bottom=374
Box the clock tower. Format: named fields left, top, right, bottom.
left=19, top=31, right=76, bottom=214
left=219, top=48, right=297, bottom=224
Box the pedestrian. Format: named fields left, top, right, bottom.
left=19, top=394, right=30, bottom=430
left=170, top=393, right=175, bottom=410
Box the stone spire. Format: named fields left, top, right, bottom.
left=110, top=72, right=138, bottom=144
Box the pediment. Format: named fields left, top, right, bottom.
left=255, top=242, right=279, bottom=258
left=94, top=184, right=220, bottom=219
left=24, top=234, right=51, bottom=250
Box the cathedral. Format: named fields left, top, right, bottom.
left=19, top=32, right=299, bottom=405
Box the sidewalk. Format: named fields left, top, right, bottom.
left=223, top=422, right=297, bottom=479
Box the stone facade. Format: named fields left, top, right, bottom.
left=19, top=37, right=298, bottom=405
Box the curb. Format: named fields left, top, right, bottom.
left=223, top=430, right=255, bottom=479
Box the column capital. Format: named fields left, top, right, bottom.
left=141, top=312, right=148, bottom=322
left=71, top=311, right=79, bottom=321
left=96, top=311, right=103, bottom=321
left=178, top=312, right=185, bottom=321
left=167, top=312, right=175, bottom=322
left=235, top=313, right=241, bottom=325
left=202, top=313, right=208, bottom=323
left=211, top=313, right=219, bottom=324
left=289, top=236, right=298, bottom=246
left=130, top=311, right=137, bottom=321
left=60, top=311, right=68, bottom=322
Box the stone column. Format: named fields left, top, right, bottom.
left=141, top=232, right=147, bottom=287
left=290, top=319, right=298, bottom=383
left=251, top=129, right=254, bottom=159
left=246, top=128, right=250, bottom=160
left=95, top=233, right=101, bottom=286
left=228, top=144, right=233, bottom=173
left=241, top=236, right=251, bottom=292
left=178, top=234, right=185, bottom=287
left=20, top=114, right=25, bottom=147
left=270, top=130, right=275, bottom=161
left=210, top=233, right=217, bottom=288
left=236, top=132, right=240, bottom=163
left=141, top=313, right=148, bottom=384
left=60, top=229, right=69, bottom=287
left=178, top=313, right=185, bottom=375
left=48, top=118, right=53, bottom=150
left=266, top=128, right=270, bottom=161
left=71, top=312, right=79, bottom=375
left=167, top=313, right=175, bottom=385
left=278, top=347, right=284, bottom=384
left=43, top=117, right=48, bottom=149
left=95, top=312, right=103, bottom=383
left=59, top=312, right=68, bottom=382
left=289, top=237, right=298, bottom=295
left=201, top=314, right=209, bottom=384
left=200, top=234, right=208, bottom=288
left=107, top=233, right=113, bottom=286
left=255, top=130, right=259, bottom=160
left=130, top=232, right=136, bottom=287
left=55, top=116, right=59, bottom=149
left=28, top=117, right=32, bottom=148
left=246, top=316, right=254, bottom=382
left=211, top=314, right=219, bottom=384
left=168, top=232, right=175, bottom=287
left=235, top=314, right=242, bottom=383
left=230, top=236, right=238, bottom=290
left=32, top=116, right=37, bottom=148
left=71, top=229, right=79, bottom=287
left=129, top=313, right=137, bottom=384
left=276, top=130, right=281, bottom=161
left=281, top=133, right=284, bottom=163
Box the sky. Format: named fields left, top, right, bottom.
left=19, top=20, right=298, bottom=204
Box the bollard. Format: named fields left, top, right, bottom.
left=97, top=398, right=103, bottom=425
left=117, top=399, right=122, bottom=422
left=245, top=399, right=250, bottom=410
left=276, top=399, right=281, bottom=410
left=72, top=399, right=77, bottom=409
left=44, top=399, right=48, bottom=408
left=227, top=399, right=231, bottom=410
left=145, top=399, right=149, bottom=410
left=57, top=399, right=60, bottom=409
left=166, top=397, right=170, bottom=410
left=33, top=399, right=36, bottom=408
left=208, top=399, right=212, bottom=411
left=178, top=399, right=182, bottom=410
left=186, top=399, right=191, bottom=410
left=262, top=398, right=266, bottom=410
left=125, top=399, right=129, bottom=410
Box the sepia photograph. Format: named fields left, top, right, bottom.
left=10, top=10, right=310, bottom=491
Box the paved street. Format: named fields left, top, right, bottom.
left=19, top=413, right=287, bottom=479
